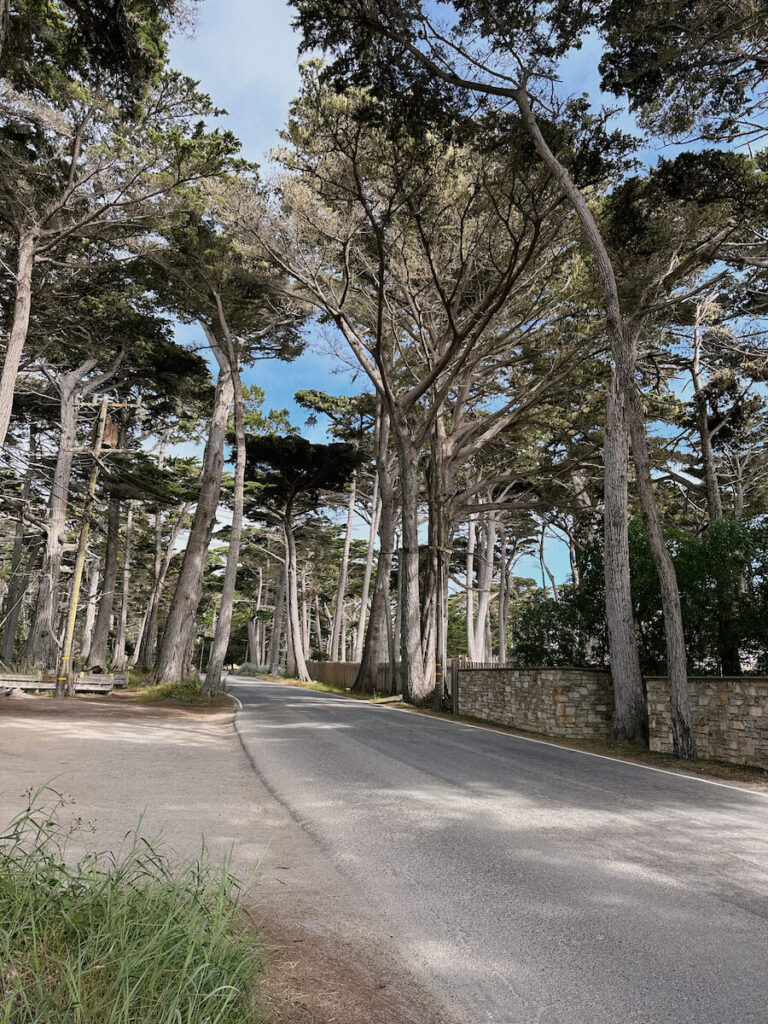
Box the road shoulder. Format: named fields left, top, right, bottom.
left=0, top=694, right=459, bottom=1024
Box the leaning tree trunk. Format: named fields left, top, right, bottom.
left=152, top=362, right=234, bottom=685
left=604, top=374, right=648, bottom=744
left=0, top=230, right=37, bottom=452
left=87, top=492, right=121, bottom=669
left=626, top=385, right=696, bottom=758
left=204, top=331, right=246, bottom=696
left=516, top=88, right=693, bottom=757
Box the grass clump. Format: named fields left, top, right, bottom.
left=0, top=790, right=265, bottom=1023
left=134, top=677, right=229, bottom=705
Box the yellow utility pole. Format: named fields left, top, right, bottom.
left=57, top=396, right=109, bottom=696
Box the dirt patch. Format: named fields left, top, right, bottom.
left=0, top=694, right=458, bottom=1024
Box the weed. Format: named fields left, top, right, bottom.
left=0, top=788, right=265, bottom=1023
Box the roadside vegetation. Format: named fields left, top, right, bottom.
left=0, top=792, right=265, bottom=1024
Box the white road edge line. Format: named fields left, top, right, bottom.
left=230, top=676, right=767, bottom=799
left=383, top=703, right=768, bottom=798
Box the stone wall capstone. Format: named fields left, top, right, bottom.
left=457, top=666, right=614, bottom=739
left=646, top=675, right=768, bottom=768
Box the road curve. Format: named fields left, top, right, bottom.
left=230, top=677, right=768, bottom=1024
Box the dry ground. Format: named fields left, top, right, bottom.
left=0, top=692, right=459, bottom=1024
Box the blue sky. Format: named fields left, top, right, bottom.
left=169, top=0, right=363, bottom=441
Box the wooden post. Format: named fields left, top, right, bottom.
left=451, top=659, right=459, bottom=716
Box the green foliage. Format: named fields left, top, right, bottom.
left=513, top=518, right=768, bottom=674
left=244, top=434, right=363, bottom=516
left=0, top=790, right=264, bottom=1024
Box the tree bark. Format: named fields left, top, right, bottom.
left=0, top=231, right=37, bottom=452
left=604, top=374, right=648, bottom=744
left=625, top=385, right=696, bottom=757
left=466, top=514, right=477, bottom=660
left=113, top=503, right=134, bottom=669
left=473, top=512, right=497, bottom=661
left=137, top=500, right=190, bottom=669
left=498, top=524, right=508, bottom=666
left=354, top=411, right=396, bottom=692
left=329, top=476, right=357, bottom=661
left=1, top=425, right=37, bottom=664
left=80, top=556, right=100, bottom=664
left=204, top=322, right=247, bottom=696
left=268, top=574, right=286, bottom=676
left=396, top=437, right=427, bottom=702
left=152, top=361, right=234, bottom=684
left=23, top=374, right=79, bottom=667
left=87, top=492, right=121, bottom=669
left=353, top=474, right=380, bottom=661
left=284, top=508, right=310, bottom=681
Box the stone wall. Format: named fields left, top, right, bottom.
left=646, top=675, right=768, bottom=768
left=457, top=666, right=614, bottom=740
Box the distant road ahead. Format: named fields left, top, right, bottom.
left=231, top=678, right=768, bottom=1024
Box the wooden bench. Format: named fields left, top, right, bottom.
left=110, top=672, right=128, bottom=688
left=0, top=672, right=47, bottom=692
left=75, top=673, right=114, bottom=693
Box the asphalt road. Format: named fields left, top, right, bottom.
left=231, top=678, right=768, bottom=1024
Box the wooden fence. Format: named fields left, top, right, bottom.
left=307, top=660, right=402, bottom=693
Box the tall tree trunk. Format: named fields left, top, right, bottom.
left=516, top=89, right=693, bottom=757
left=284, top=511, right=309, bottom=681
left=204, top=322, right=247, bottom=696
left=473, top=512, right=497, bottom=661
left=692, top=305, right=724, bottom=524
left=330, top=476, right=356, bottom=661
left=113, top=503, right=134, bottom=669
left=0, top=231, right=37, bottom=452
left=353, top=473, right=380, bottom=661
left=353, top=416, right=395, bottom=692
left=2, top=425, right=37, bottom=663
left=87, top=492, right=121, bottom=668
left=137, top=500, right=190, bottom=669
left=466, top=514, right=477, bottom=660
left=604, top=375, right=648, bottom=744
left=80, top=556, right=100, bottom=664
left=498, top=525, right=508, bottom=666
left=626, top=385, right=696, bottom=757
left=152, top=361, right=234, bottom=685
left=23, top=375, right=78, bottom=667
left=396, top=438, right=427, bottom=702
left=268, top=574, right=285, bottom=676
